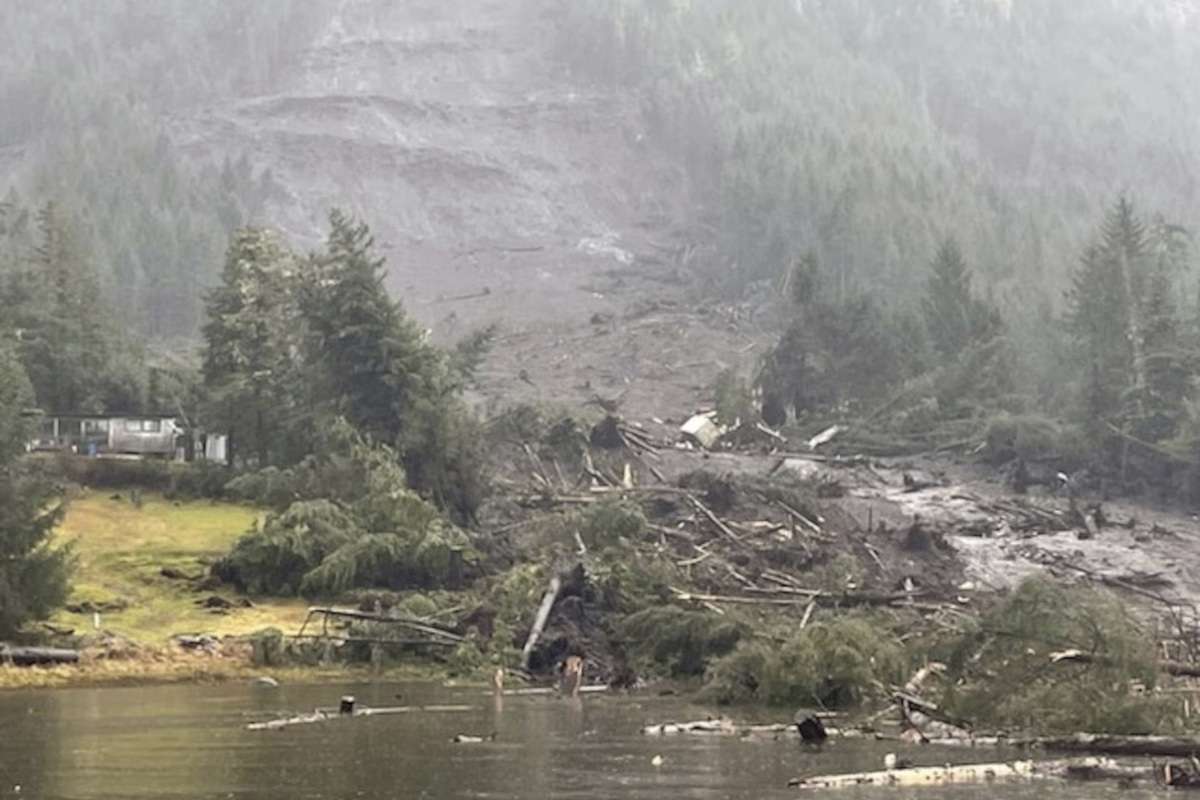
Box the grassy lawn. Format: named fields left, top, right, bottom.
left=49, top=493, right=311, bottom=643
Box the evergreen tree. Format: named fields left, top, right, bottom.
left=4, top=203, right=137, bottom=414
left=300, top=210, right=441, bottom=449
left=1066, top=197, right=1153, bottom=426
left=0, top=345, right=69, bottom=638
left=1138, top=263, right=1188, bottom=441
left=202, top=227, right=299, bottom=467
left=923, top=237, right=972, bottom=358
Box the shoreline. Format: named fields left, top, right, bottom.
left=0, top=650, right=448, bottom=692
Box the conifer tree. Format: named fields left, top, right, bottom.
left=202, top=227, right=299, bottom=467
left=1066, top=197, right=1153, bottom=425
left=299, top=209, right=440, bottom=448
left=923, top=237, right=976, bottom=359
left=0, top=345, right=69, bottom=638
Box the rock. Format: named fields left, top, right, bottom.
left=173, top=633, right=219, bottom=650
left=194, top=575, right=223, bottom=592
left=160, top=566, right=187, bottom=580
left=794, top=710, right=828, bottom=743
left=198, top=595, right=235, bottom=609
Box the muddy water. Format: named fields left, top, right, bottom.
left=0, top=682, right=1163, bottom=799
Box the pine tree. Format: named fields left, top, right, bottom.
left=0, top=345, right=69, bottom=638
left=8, top=203, right=132, bottom=414
left=1065, top=197, right=1153, bottom=426
left=923, top=237, right=976, bottom=359
left=300, top=209, right=440, bottom=449
left=202, top=227, right=299, bottom=466
left=921, top=236, right=1003, bottom=360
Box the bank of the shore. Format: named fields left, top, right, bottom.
left=0, top=647, right=446, bottom=691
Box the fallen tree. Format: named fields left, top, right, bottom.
left=787, top=757, right=1153, bottom=789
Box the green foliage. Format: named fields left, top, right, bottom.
left=704, top=613, right=907, bottom=708
left=591, top=549, right=676, bottom=614
left=225, top=500, right=358, bottom=595
left=247, top=627, right=286, bottom=668
left=923, top=237, right=1002, bottom=360
left=937, top=576, right=1164, bottom=735
left=202, top=227, right=301, bottom=467
left=222, top=422, right=469, bottom=597
left=555, top=0, right=1200, bottom=310
left=803, top=552, right=864, bottom=594
left=622, top=606, right=745, bottom=676
left=0, top=2, right=330, bottom=335
left=0, top=346, right=70, bottom=638
left=713, top=368, right=754, bottom=427
left=982, top=413, right=1091, bottom=468
left=0, top=202, right=147, bottom=414
left=579, top=501, right=646, bottom=551
left=201, top=212, right=487, bottom=522
left=764, top=288, right=913, bottom=416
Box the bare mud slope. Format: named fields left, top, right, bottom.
left=171, top=0, right=760, bottom=420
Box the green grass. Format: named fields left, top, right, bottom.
left=50, top=493, right=312, bottom=643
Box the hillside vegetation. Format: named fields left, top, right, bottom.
left=555, top=0, right=1200, bottom=303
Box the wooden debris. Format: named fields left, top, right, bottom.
left=643, top=718, right=738, bottom=736
left=0, top=645, right=80, bottom=666
left=247, top=704, right=474, bottom=731
left=807, top=424, right=844, bottom=449
left=522, top=575, right=563, bottom=670
left=688, top=493, right=742, bottom=541
left=787, top=757, right=1142, bottom=789
left=295, top=607, right=464, bottom=647
left=672, top=588, right=918, bottom=608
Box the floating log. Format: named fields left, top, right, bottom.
left=926, top=733, right=1200, bottom=759
left=0, top=645, right=80, bottom=666
left=641, top=718, right=849, bottom=739
left=788, top=757, right=1147, bottom=789
left=482, top=685, right=609, bottom=697
left=246, top=703, right=473, bottom=730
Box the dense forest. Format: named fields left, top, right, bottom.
left=0, top=1, right=332, bottom=336
left=555, top=0, right=1200, bottom=300
left=549, top=0, right=1200, bottom=502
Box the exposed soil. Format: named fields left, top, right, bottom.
left=168, top=0, right=1200, bottom=677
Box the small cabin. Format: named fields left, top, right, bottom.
left=32, top=415, right=183, bottom=458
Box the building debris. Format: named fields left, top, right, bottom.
left=680, top=413, right=724, bottom=450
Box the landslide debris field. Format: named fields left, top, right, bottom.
left=163, top=0, right=1200, bottom=674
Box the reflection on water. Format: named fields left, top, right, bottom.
left=0, top=682, right=1169, bottom=800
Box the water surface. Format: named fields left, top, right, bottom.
left=0, top=682, right=1166, bottom=799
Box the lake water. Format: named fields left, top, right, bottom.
left=0, top=681, right=1168, bottom=799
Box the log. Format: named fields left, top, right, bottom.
left=787, top=757, right=1145, bottom=789
left=1019, top=734, right=1200, bottom=759
left=927, top=733, right=1200, bottom=759
left=0, top=645, right=80, bottom=666
left=672, top=588, right=918, bottom=608
left=521, top=575, right=563, bottom=670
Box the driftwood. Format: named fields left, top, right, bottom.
left=788, top=757, right=1149, bottom=789
left=925, top=733, right=1200, bottom=759
left=0, top=645, right=80, bottom=666
left=522, top=575, right=563, bottom=670
left=642, top=718, right=846, bottom=738
left=247, top=703, right=474, bottom=730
